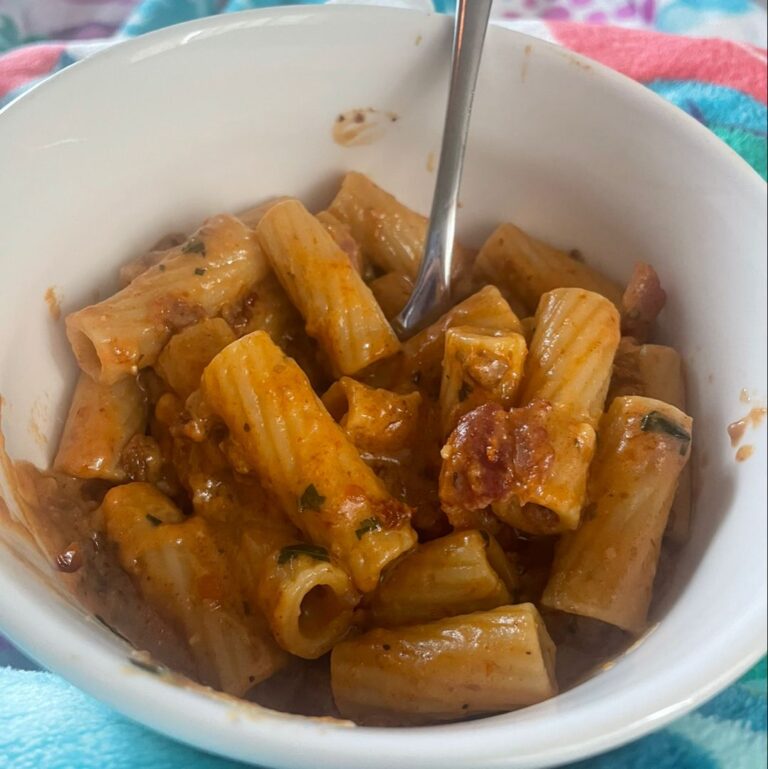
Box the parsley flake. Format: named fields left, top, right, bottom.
left=194, top=267, right=206, bottom=276
left=277, top=543, right=330, bottom=565
left=640, top=411, right=691, bottom=455
left=299, top=484, right=325, bottom=512
left=182, top=239, right=206, bottom=255
left=458, top=381, right=473, bottom=402
left=145, top=514, right=163, bottom=527
left=355, top=517, right=382, bottom=540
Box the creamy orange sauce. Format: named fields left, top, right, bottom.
left=736, top=445, right=754, bottom=462
left=332, top=108, right=399, bottom=148
left=727, top=407, right=767, bottom=447
left=426, top=151, right=436, bottom=173
left=44, top=287, right=61, bottom=321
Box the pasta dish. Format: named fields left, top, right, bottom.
left=28, top=172, right=692, bottom=724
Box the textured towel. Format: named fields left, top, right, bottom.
left=0, top=2, right=766, bottom=768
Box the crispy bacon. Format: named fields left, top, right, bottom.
left=621, top=262, right=666, bottom=342
left=439, top=400, right=555, bottom=519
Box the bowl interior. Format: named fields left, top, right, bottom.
left=0, top=7, right=765, bottom=769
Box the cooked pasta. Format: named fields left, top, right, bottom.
left=67, top=215, right=268, bottom=384
left=542, top=396, right=692, bottom=633
left=257, top=199, right=400, bottom=376
left=201, top=331, right=416, bottom=593
left=54, top=373, right=148, bottom=482
left=331, top=604, right=557, bottom=724
left=474, top=222, right=623, bottom=314
left=37, top=172, right=691, bottom=725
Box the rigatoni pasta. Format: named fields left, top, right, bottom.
left=257, top=199, right=400, bottom=376
left=201, top=330, right=416, bottom=593
left=66, top=215, right=268, bottom=384
left=542, top=396, right=692, bottom=633
left=39, top=171, right=692, bottom=725
left=331, top=604, right=557, bottom=724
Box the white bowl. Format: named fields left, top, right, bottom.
left=0, top=6, right=765, bottom=768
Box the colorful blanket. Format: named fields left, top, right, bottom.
left=0, top=2, right=766, bottom=768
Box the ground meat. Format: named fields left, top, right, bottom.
left=439, top=400, right=555, bottom=517
left=621, top=262, right=666, bottom=342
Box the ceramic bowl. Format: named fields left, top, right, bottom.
left=0, top=7, right=765, bottom=768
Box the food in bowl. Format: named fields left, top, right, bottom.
left=16, top=171, right=692, bottom=725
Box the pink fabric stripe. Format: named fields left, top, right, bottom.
left=0, top=45, right=66, bottom=100
left=550, top=22, right=768, bottom=104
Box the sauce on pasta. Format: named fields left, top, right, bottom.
left=2, top=172, right=694, bottom=726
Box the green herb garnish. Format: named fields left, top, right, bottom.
left=299, top=484, right=325, bottom=512
left=355, top=517, right=382, bottom=540
left=277, top=543, right=330, bottom=565
left=182, top=239, right=206, bottom=255
left=458, top=381, right=473, bottom=402
left=640, top=411, right=691, bottom=455
left=145, top=514, right=163, bottom=527
left=194, top=267, right=206, bottom=276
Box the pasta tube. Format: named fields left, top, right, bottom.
left=542, top=396, right=692, bottom=633
left=439, top=326, right=527, bottom=437
left=257, top=544, right=359, bottom=659
left=67, top=215, right=268, bottom=384
left=102, top=483, right=286, bottom=694
left=400, top=286, right=522, bottom=396
left=322, top=377, right=422, bottom=454
left=368, top=271, right=413, bottom=320
left=369, top=530, right=518, bottom=627
left=201, top=331, right=417, bottom=592
left=609, top=341, right=691, bottom=542
left=54, top=373, right=148, bottom=481
left=474, top=223, right=623, bottom=314
left=257, top=199, right=400, bottom=376
left=315, top=210, right=364, bottom=274
left=155, top=317, right=235, bottom=399
left=331, top=604, right=557, bottom=724
left=521, top=288, right=621, bottom=427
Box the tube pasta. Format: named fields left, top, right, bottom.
left=257, top=545, right=359, bottom=659
left=315, top=210, right=364, bottom=274
left=399, top=286, right=522, bottom=396
left=102, top=483, right=286, bottom=694
left=201, top=331, right=417, bottom=592
left=474, top=223, right=623, bottom=314
left=369, top=530, right=518, bottom=627
left=609, top=341, right=691, bottom=542
left=155, top=318, right=235, bottom=400
left=331, top=604, right=557, bottom=724
left=521, top=288, right=621, bottom=427
left=368, top=272, right=413, bottom=320
left=322, top=377, right=422, bottom=454
left=66, top=215, right=268, bottom=384
left=542, top=396, right=692, bottom=633
left=439, top=326, right=528, bottom=437
left=54, top=373, right=148, bottom=482
left=256, top=199, right=400, bottom=376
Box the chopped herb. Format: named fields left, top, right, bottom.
left=355, top=517, right=382, bottom=540
left=194, top=267, right=206, bottom=276
left=182, top=239, right=206, bottom=255
left=458, top=381, right=473, bottom=402
left=243, top=422, right=251, bottom=433
left=145, top=514, right=163, bottom=527
left=299, top=484, right=325, bottom=512
left=277, top=543, right=330, bottom=565
left=158, top=264, right=166, bottom=272
left=640, top=411, right=691, bottom=455
left=94, top=615, right=133, bottom=645
left=128, top=655, right=165, bottom=675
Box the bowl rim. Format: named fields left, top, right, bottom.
left=0, top=6, right=765, bottom=769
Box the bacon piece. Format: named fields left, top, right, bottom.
left=621, top=262, right=666, bottom=342
left=439, top=400, right=554, bottom=524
